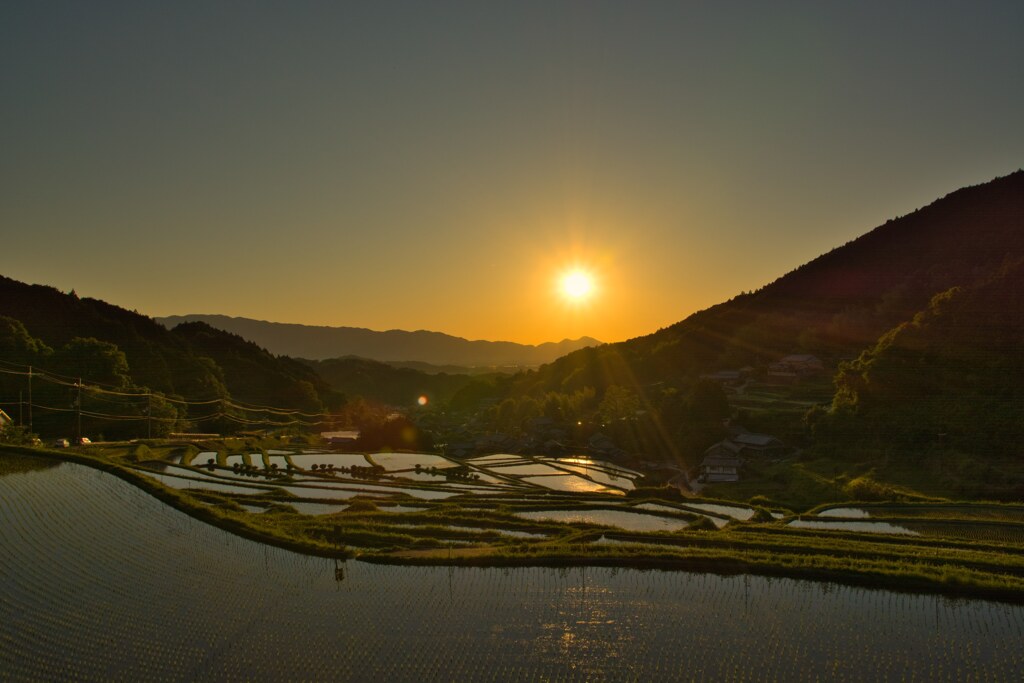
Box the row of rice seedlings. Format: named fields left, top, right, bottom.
left=902, top=520, right=1024, bottom=545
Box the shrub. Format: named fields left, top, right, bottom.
left=688, top=516, right=719, bottom=531
left=843, top=475, right=896, bottom=501
left=345, top=499, right=380, bottom=513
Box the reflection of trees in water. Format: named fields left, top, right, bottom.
left=0, top=452, right=60, bottom=478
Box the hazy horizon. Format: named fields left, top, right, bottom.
left=156, top=312, right=603, bottom=346
left=3, top=2, right=1023, bottom=344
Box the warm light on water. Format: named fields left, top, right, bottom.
left=3, top=463, right=1024, bottom=680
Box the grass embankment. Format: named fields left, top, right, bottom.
left=700, top=449, right=1023, bottom=510
left=5, top=442, right=1024, bottom=604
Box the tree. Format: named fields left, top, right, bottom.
left=0, top=316, right=51, bottom=365
left=687, top=379, right=730, bottom=422
left=598, top=385, right=640, bottom=424
left=52, top=337, right=131, bottom=388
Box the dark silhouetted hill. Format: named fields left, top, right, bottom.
left=520, top=170, right=1024, bottom=394
left=298, top=356, right=484, bottom=408
left=0, top=275, right=341, bottom=414
left=822, top=258, right=1024, bottom=461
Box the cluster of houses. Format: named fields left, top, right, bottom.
left=694, top=353, right=822, bottom=485
left=766, top=354, right=824, bottom=382
left=701, top=354, right=825, bottom=387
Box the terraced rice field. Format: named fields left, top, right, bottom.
left=517, top=508, right=691, bottom=532
left=148, top=451, right=637, bottom=502
left=813, top=505, right=1024, bottom=543
left=3, top=461, right=1024, bottom=680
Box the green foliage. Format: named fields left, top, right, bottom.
left=344, top=499, right=380, bottom=513
left=0, top=424, right=38, bottom=446
left=842, top=476, right=896, bottom=502
left=598, top=385, right=641, bottom=424
left=0, top=315, right=52, bottom=364
left=53, top=337, right=132, bottom=388
left=826, top=261, right=1024, bottom=459
left=687, top=516, right=719, bottom=531
left=301, top=356, right=479, bottom=408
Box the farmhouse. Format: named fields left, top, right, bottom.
left=768, top=354, right=824, bottom=380
left=698, top=430, right=786, bottom=483
left=698, top=452, right=742, bottom=483
left=731, top=432, right=785, bottom=456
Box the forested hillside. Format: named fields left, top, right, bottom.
left=0, top=277, right=343, bottom=438
left=820, top=260, right=1024, bottom=459
left=299, top=356, right=480, bottom=407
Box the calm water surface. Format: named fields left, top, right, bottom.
left=1, top=463, right=1022, bottom=681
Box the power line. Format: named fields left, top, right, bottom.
left=1, top=357, right=349, bottom=437
left=1, top=357, right=340, bottom=419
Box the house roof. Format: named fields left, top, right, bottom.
left=780, top=354, right=820, bottom=363
left=703, top=440, right=743, bottom=456
left=0, top=409, right=10, bottom=424
left=733, top=433, right=780, bottom=447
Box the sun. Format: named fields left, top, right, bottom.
left=559, top=269, right=595, bottom=302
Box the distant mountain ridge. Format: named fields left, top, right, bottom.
left=156, top=315, right=601, bottom=367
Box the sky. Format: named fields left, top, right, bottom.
left=2, top=2, right=1023, bottom=345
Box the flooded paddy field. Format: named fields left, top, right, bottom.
left=2, top=461, right=1024, bottom=681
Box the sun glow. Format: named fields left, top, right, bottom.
left=559, top=269, right=596, bottom=302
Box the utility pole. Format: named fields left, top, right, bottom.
left=75, top=378, right=82, bottom=444
left=27, top=366, right=32, bottom=434
left=147, top=393, right=152, bottom=440
left=18, top=390, right=23, bottom=427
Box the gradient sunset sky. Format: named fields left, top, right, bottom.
left=3, top=2, right=1022, bottom=345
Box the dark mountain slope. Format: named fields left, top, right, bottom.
left=824, top=259, right=1024, bottom=460
left=0, top=276, right=341, bottom=416
left=0, top=276, right=226, bottom=399
left=171, top=322, right=343, bottom=413
left=299, top=356, right=479, bottom=407
left=523, top=170, right=1024, bottom=394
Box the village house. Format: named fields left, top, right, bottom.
left=698, top=451, right=742, bottom=483
left=697, top=429, right=786, bottom=483
left=767, top=354, right=824, bottom=380
left=730, top=431, right=785, bottom=456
